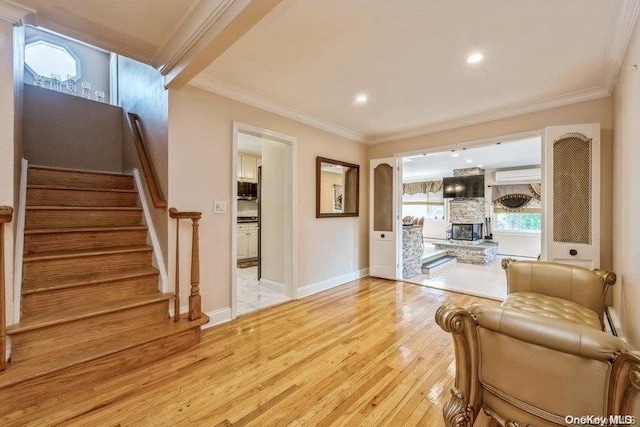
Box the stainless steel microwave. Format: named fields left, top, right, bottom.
left=238, top=182, right=258, bottom=199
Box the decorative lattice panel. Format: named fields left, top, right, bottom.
left=553, top=133, right=592, bottom=244
left=374, top=164, right=393, bottom=232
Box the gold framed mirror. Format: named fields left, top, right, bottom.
left=316, top=157, right=360, bottom=218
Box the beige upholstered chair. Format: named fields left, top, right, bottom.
left=436, top=261, right=640, bottom=427
left=501, top=259, right=616, bottom=331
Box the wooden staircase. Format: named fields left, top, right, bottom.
left=0, top=166, right=207, bottom=410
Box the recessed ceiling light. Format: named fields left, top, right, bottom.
left=355, top=94, right=368, bottom=103
left=467, top=53, right=484, bottom=64
left=466, top=159, right=473, bottom=163
left=402, top=158, right=412, bottom=162
left=451, top=153, right=460, bottom=158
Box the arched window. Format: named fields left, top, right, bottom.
left=25, top=38, right=80, bottom=81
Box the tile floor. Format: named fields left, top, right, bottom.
left=237, top=266, right=291, bottom=315
left=404, top=244, right=535, bottom=301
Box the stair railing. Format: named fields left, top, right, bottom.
left=0, top=206, right=14, bottom=371
left=127, top=113, right=167, bottom=209
left=169, top=208, right=202, bottom=321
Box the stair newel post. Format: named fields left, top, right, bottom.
left=169, top=208, right=202, bottom=322
left=188, top=216, right=201, bottom=321
left=174, top=217, right=180, bottom=322
left=0, top=206, right=14, bottom=371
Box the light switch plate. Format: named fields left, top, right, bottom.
left=213, top=201, right=227, bottom=214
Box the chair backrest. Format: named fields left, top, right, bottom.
left=504, top=260, right=605, bottom=316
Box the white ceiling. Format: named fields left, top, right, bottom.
left=238, top=132, right=264, bottom=156
left=194, top=0, right=636, bottom=143
left=6, top=0, right=638, bottom=144
left=7, top=0, right=229, bottom=68
left=402, top=136, right=541, bottom=181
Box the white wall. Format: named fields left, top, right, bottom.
left=168, top=86, right=369, bottom=316
left=612, top=17, right=640, bottom=347
left=493, top=233, right=540, bottom=258
left=424, top=219, right=447, bottom=240
left=261, top=139, right=289, bottom=286
left=0, top=20, right=16, bottom=325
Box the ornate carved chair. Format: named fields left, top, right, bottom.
left=436, top=261, right=640, bottom=426
left=500, top=259, right=616, bottom=331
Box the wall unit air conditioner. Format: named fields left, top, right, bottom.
left=494, top=168, right=541, bottom=182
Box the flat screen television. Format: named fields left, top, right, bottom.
left=442, top=175, right=484, bottom=198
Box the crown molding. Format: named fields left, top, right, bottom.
left=153, top=0, right=235, bottom=75
left=0, top=0, right=34, bottom=24
left=367, top=86, right=611, bottom=144
left=602, top=0, right=640, bottom=93
left=189, top=75, right=366, bottom=142
left=191, top=76, right=609, bottom=146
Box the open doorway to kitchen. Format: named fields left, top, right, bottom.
left=400, top=135, right=542, bottom=300
left=232, top=123, right=297, bottom=317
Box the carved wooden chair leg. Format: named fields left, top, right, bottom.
left=443, top=387, right=475, bottom=427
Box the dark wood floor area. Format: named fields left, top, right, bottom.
left=2, top=277, right=498, bottom=426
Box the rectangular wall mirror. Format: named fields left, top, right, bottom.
left=316, top=157, right=360, bottom=218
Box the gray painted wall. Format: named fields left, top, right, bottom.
left=23, top=84, right=123, bottom=172
left=117, top=55, right=169, bottom=260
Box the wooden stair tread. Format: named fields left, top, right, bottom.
left=26, top=206, right=141, bottom=211
left=0, top=315, right=207, bottom=389
left=6, top=293, right=174, bottom=334
left=25, top=225, right=147, bottom=235
left=28, top=165, right=132, bottom=178
left=27, top=185, right=138, bottom=193
left=22, top=266, right=159, bottom=294
left=24, top=244, right=152, bottom=262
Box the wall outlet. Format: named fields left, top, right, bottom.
left=213, top=201, right=227, bottom=214
left=349, top=260, right=354, bottom=270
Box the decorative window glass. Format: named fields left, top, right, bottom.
left=25, top=39, right=80, bottom=81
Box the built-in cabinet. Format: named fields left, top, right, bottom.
left=237, top=153, right=261, bottom=183
left=237, top=223, right=259, bottom=260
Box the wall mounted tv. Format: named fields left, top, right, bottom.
left=442, top=175, right=485, bottom=198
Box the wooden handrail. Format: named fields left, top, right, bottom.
left=169, top=208, right=201, bottom=220
left=170, top=207, right=202, bottom=321
left=127, top=113, right=167, bottom=209
left=0, top=206, right=14, bottom=371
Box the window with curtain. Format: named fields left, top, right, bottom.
left=402, top=180, right=446, bottom=220
left=492, top=184, right=541, bottom=233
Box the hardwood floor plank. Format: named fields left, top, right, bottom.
left=0, top=277, right=498, bottom=426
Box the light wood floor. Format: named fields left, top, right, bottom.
left=2, top=277, right=498, bottom=426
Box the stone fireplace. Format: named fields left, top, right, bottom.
left=448, top=167, right=486, bottom=242
left=451, top=223, right=483, bottom=241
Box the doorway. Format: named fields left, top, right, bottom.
left=370, top=124, right=602, bottom=300
left=231, top=122, right=297, bottom=318
left=399, top=136, right=542, bottom=300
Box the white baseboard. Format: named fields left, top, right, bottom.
left=203, top=307, right=232, bottom=329
left=169, top=305, right=232, bottom=329
left=260, top=278, right=285, bottom=293
left=298, top=268, right=369, bottom=299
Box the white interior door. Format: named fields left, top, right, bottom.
left=370, top=158, right=401, bottom=279
left=542, top=123, right=600, bottom=269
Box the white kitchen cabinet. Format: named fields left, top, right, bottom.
left=237, top=223, right=259, bottom=260
left=247, top=228, right=258, bottom=258
left=238, top=154, right=259, bottom=183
